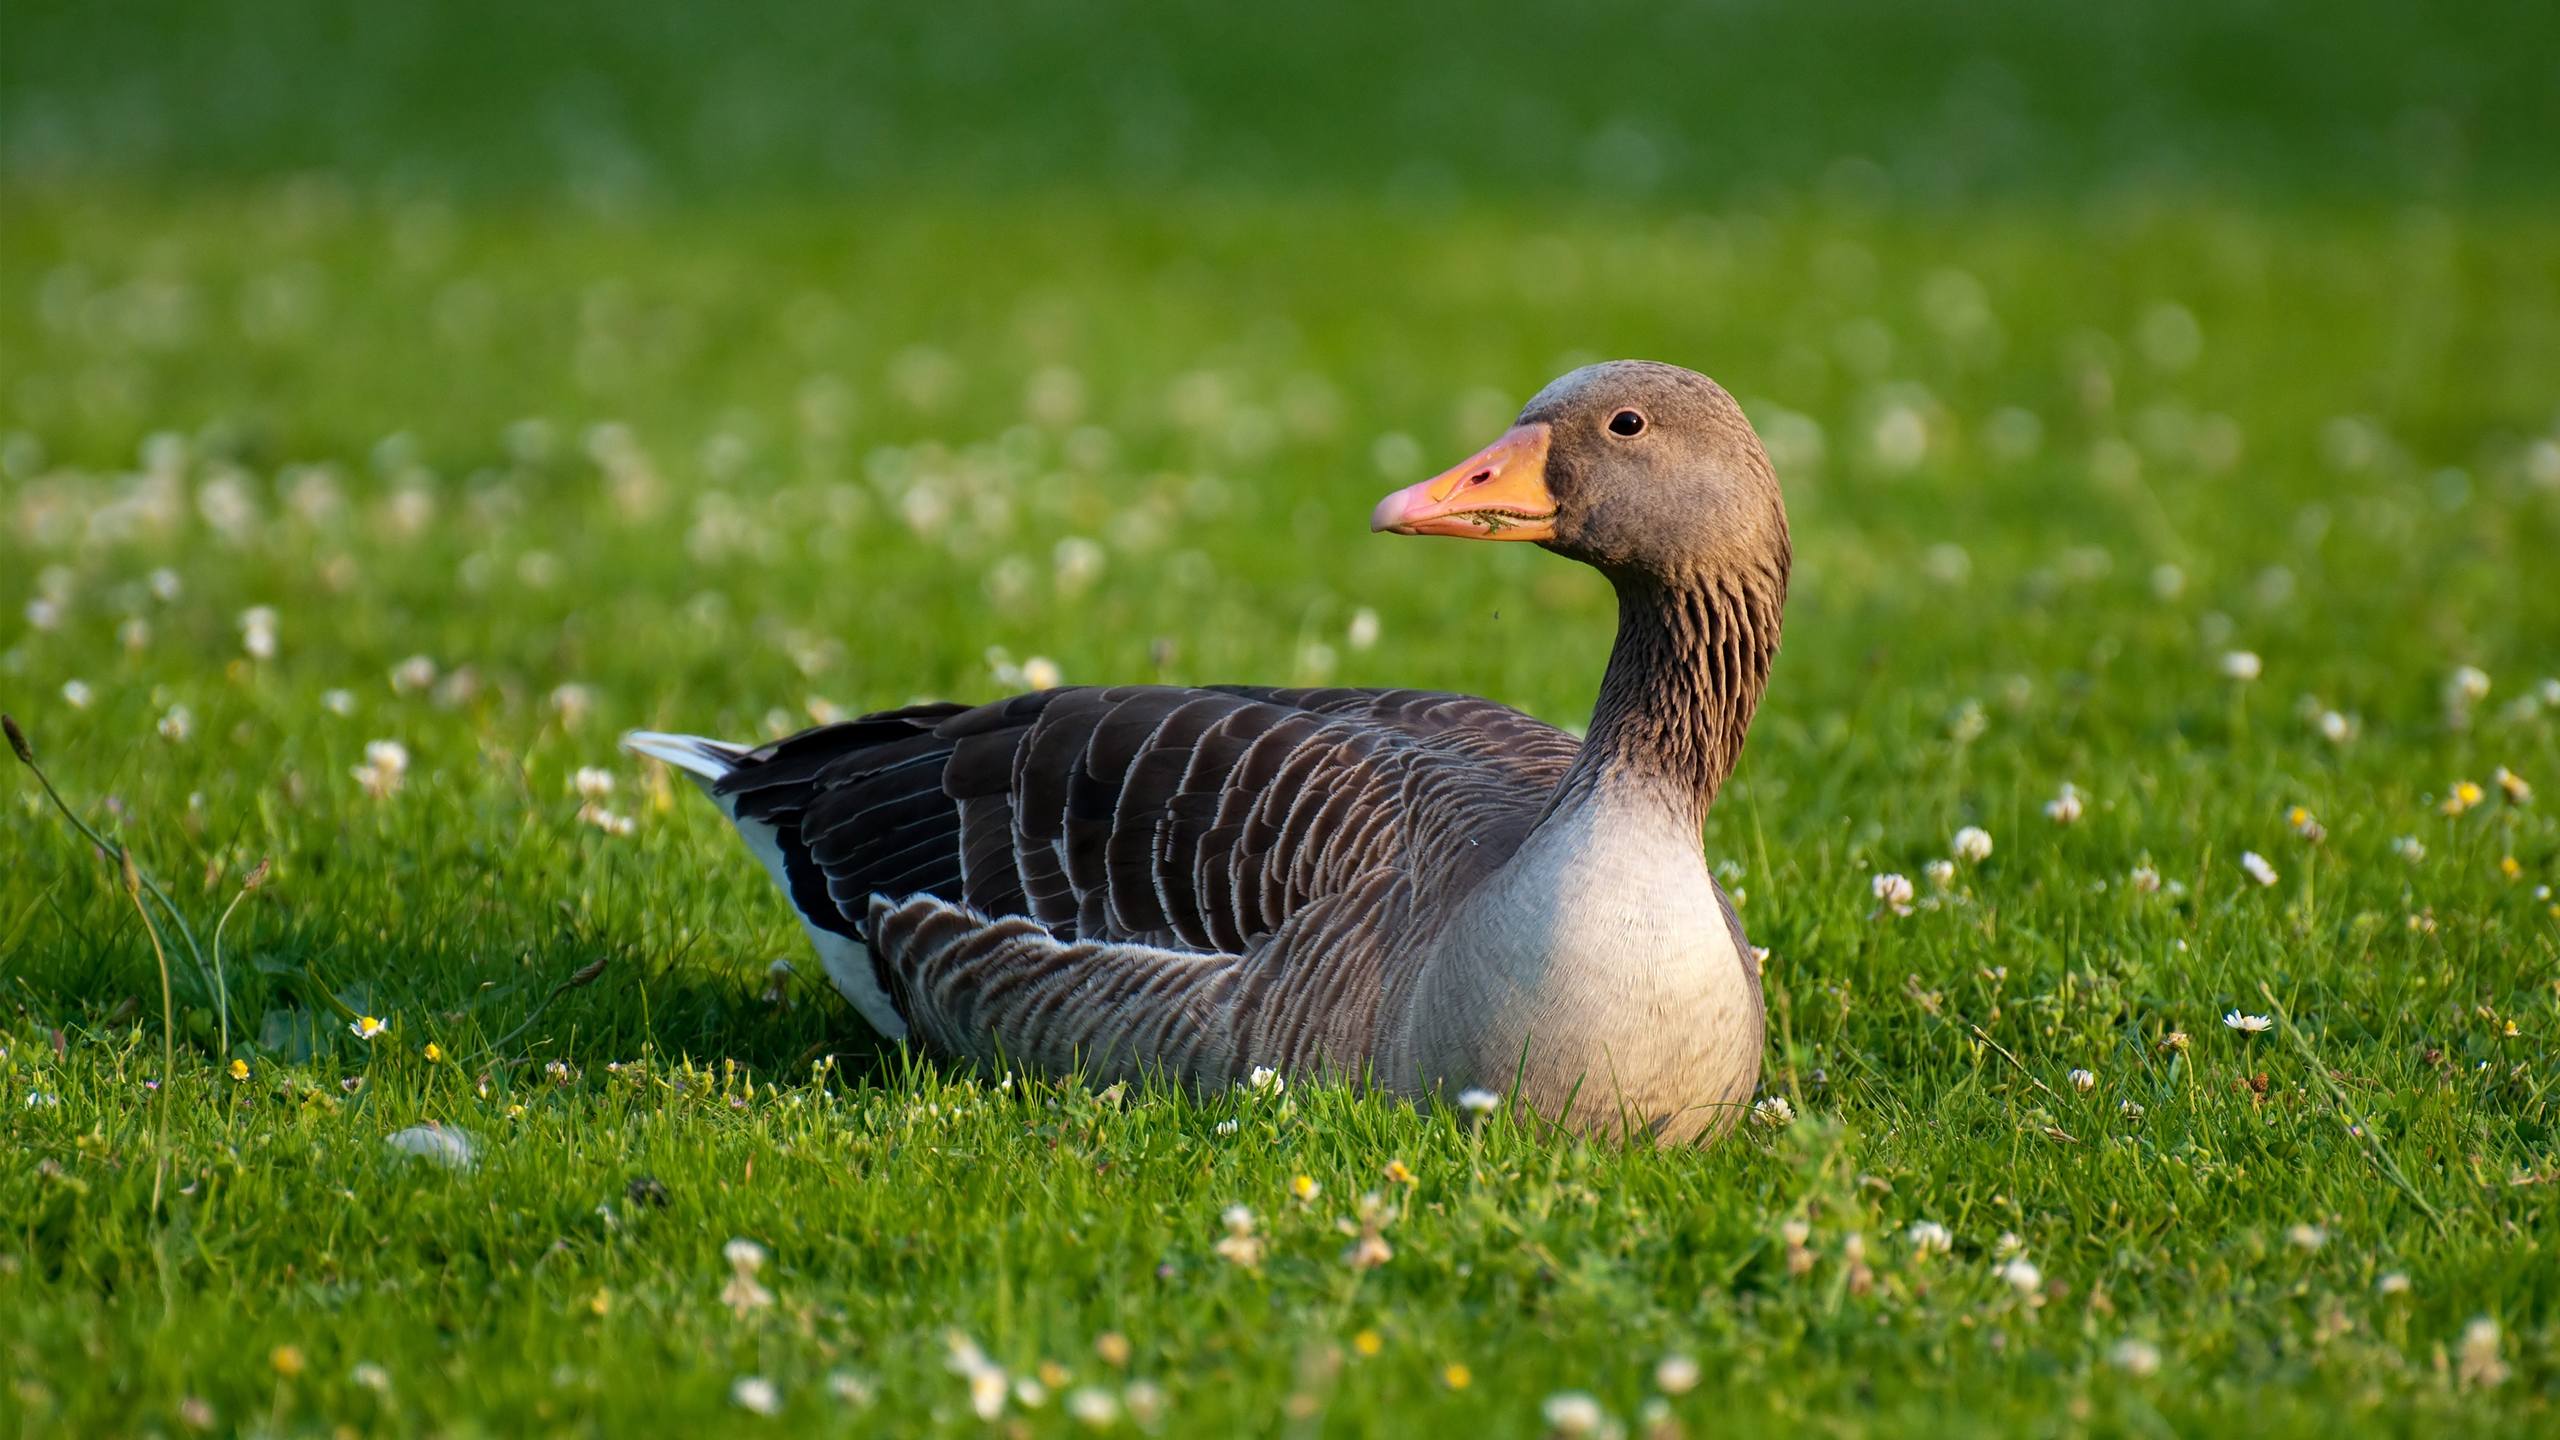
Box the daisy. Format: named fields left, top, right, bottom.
left=2240, top=850, right=2278, bottom=886
left=1456, top=1087, right=1501, bottom=1117
left=349, top=1015, right=387, bottom=1041
left=2223, top=1011, right=2272, bottom=1034
left=2287, top=806, right=2325, bottom=843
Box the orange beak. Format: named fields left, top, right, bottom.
left=1369, top=423, right=1557, bottom=541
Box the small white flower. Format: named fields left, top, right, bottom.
left=2448, top=665, right=2491, bottom=703
left=572, top=766, right=617, bottom=801
left=2120, top=1100, right=2146, bottom=1120
left=2043, top=784, right=2084, bottom=825
left=119, top=617, right=151, bottom=652
left=2286, top=1224, right=2326, bottom=1251
left=2220, top=649, right=2262, bottom=682
left=1456, top=1087, right=1501, bottom=1117
left=1751, top=1095, right=1796, bottom=1128
left=550, top=682, right=596, bottom=726
left=157, top=704, right=194, bottom=743
left=322, top=688, right=356, bottom=717
left=2240, top=850, right=2278, bottom=886
left=350, top=1362, right=392, bottom=1393
left=1213, top=1118, right=1238, bottom=1136
left=2067, top=1068, right=2095, bottom=1093
left=2377, top=1272, right=2411, bottom=1296
left=723, top=1238, right=768, bottom=1272
left=2223, top=1011, right=2272, bottom=1034
left=1541, top=1392, right=1605, bottom=1436
left=1872, top=872, right=1915, bottom=916
left=349, top=1015, right=387, bottom=1041
left=1906, top=1220, right=1953, bottom=1255
left=2392, top=835, right=2426, bottom=863
left=1067, top=1387, right=1120, bottom=1427
left=579, top=803, right=637, bottom=836
left=2318, top=710, right=2352, bottom=743
left=238, top=607, right=278, bottom=660
left=149, top=567, right=182, bottom=602
left=1997, top=1256, right=2042, bottom=1294
left=2109, top=1338, right=2161, bottom=1376
left=1924, top=858, right=1956, bottom=891
left=1245, top=1065, right=1283, bottom=1093
left=730, top=1376, right=781, bottom=1416
left=1021, top=656, right=1063, bottom=690
left=1346, top=607, right=1381, bottom=652
left=2128, top=864, right=2162, bottom=894
left=24, top=597, right=61, bottom=631
left=60, top=679, right=92, bottom=709
left=1952, top=825, right=1993, bottom=863
left=389, top=654, right=439, bottom=694
left=1653, top=1354, right=1700, bottom=1395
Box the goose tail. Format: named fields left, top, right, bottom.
left=620, top=730, right=748, bottom=792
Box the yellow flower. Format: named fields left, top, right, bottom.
left=1352, top=1329, right=1383, bottom=1357
left=1443, top=1363, right=1472, bottom=1390
left=1037, top=1361, right=1070, bottom=1389
left=2499, top=855, right=2523, bottom=880
left=2443, top=780, right=2484, bottom=816
left=226, top=1058, right=250, bottom=1083
left=269, top=1345, right=305, bottom=1378
left=587, top=1289, right=612, bottom=1316
left=1290, top=1174, right=1321, bottom=1202
left=1383, top=1159, right=1415, bottom=1186
left=422, top=1042, right=445, bottom=1063
left=2495, top=767, right=2532, bottom=804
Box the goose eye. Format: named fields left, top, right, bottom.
left=1607, top=409, right=1646, bottom=437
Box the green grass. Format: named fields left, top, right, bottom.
left=5, top=3, right=2560, bottom=1434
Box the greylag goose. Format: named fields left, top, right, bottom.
left=627, top=360, right=1788, bottom=1141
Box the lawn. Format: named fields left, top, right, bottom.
left=5, top=4, right=2559, bottom=1436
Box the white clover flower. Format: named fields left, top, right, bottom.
left=1245, top=1065, right=1283, bottom=1094
left=1952, top=826, right=1993, bottom=863
left=1067, top=1387, right=1120, bottom=1427
left=1872, top=872, right=1915, bottom=916
left=572, top=766, right=617, bottom=801
left=24, top=597, right=61, bottom=631
left=730, top=1376, right=781, bottom=1416
left=1653, top=1355, right=1700, bottom=1395
left=1997, top=1256, right=2042, bottom=1294
left=2318, top=710, right=2352, bottom=743
left=2223, top=1011, right=2272, bottom=1034
left=1906, top=1219, right=1953, bottom=1255
left=2286, top=1224, right=2326, bottom=1251
left=2110, top=1338, right=2161, bottom=1376
left=149, top=567, right=183, bottom=602
left=322, top=688, right=356, bottom=717
left=350, top=1362, right=392, bottom=1393
left=1541, top=1393, right=1605, bottom=1436
left=2043, top=784, right=2084, bottom=825
left=239, top=607, right=279, bottom=660
left=2220, top=650, right=2262, bottom=681
left=1346, top=607, right=1381, bottom=652
left=1924, top=858, right=1956, bottom=891
left=1750, top=1095, right=1795, bottom=1128
left=1456, top=1087, right=1501, bottom=1117
left=60, top=679, right=92, bottom=709
left=2128, top=864, right=2162, bottom=894
left=2377, top=1272, right=2411, bottom=1297
left=2067, top=1068, right=2095, bottom=1093
left=158, top=704, right=194, bottom=743
left=2448, top=665, right=2491, bottom=704
left=389, top=655, right=439, bottom=694
left=2240, top=850, right=2279, bottom=887
left=550, top=682, right=597, bottom=727
left=724, top=1237, right=768, bottom=1272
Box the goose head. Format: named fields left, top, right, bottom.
left=1371, top=360, right=1786, bottom=588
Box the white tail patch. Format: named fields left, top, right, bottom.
left=621, top=730, right=744, bottom=790
left=621, top=727, right=911, bottom=1042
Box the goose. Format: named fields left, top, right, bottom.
left=627, top=360, right=1788, bottom=1141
